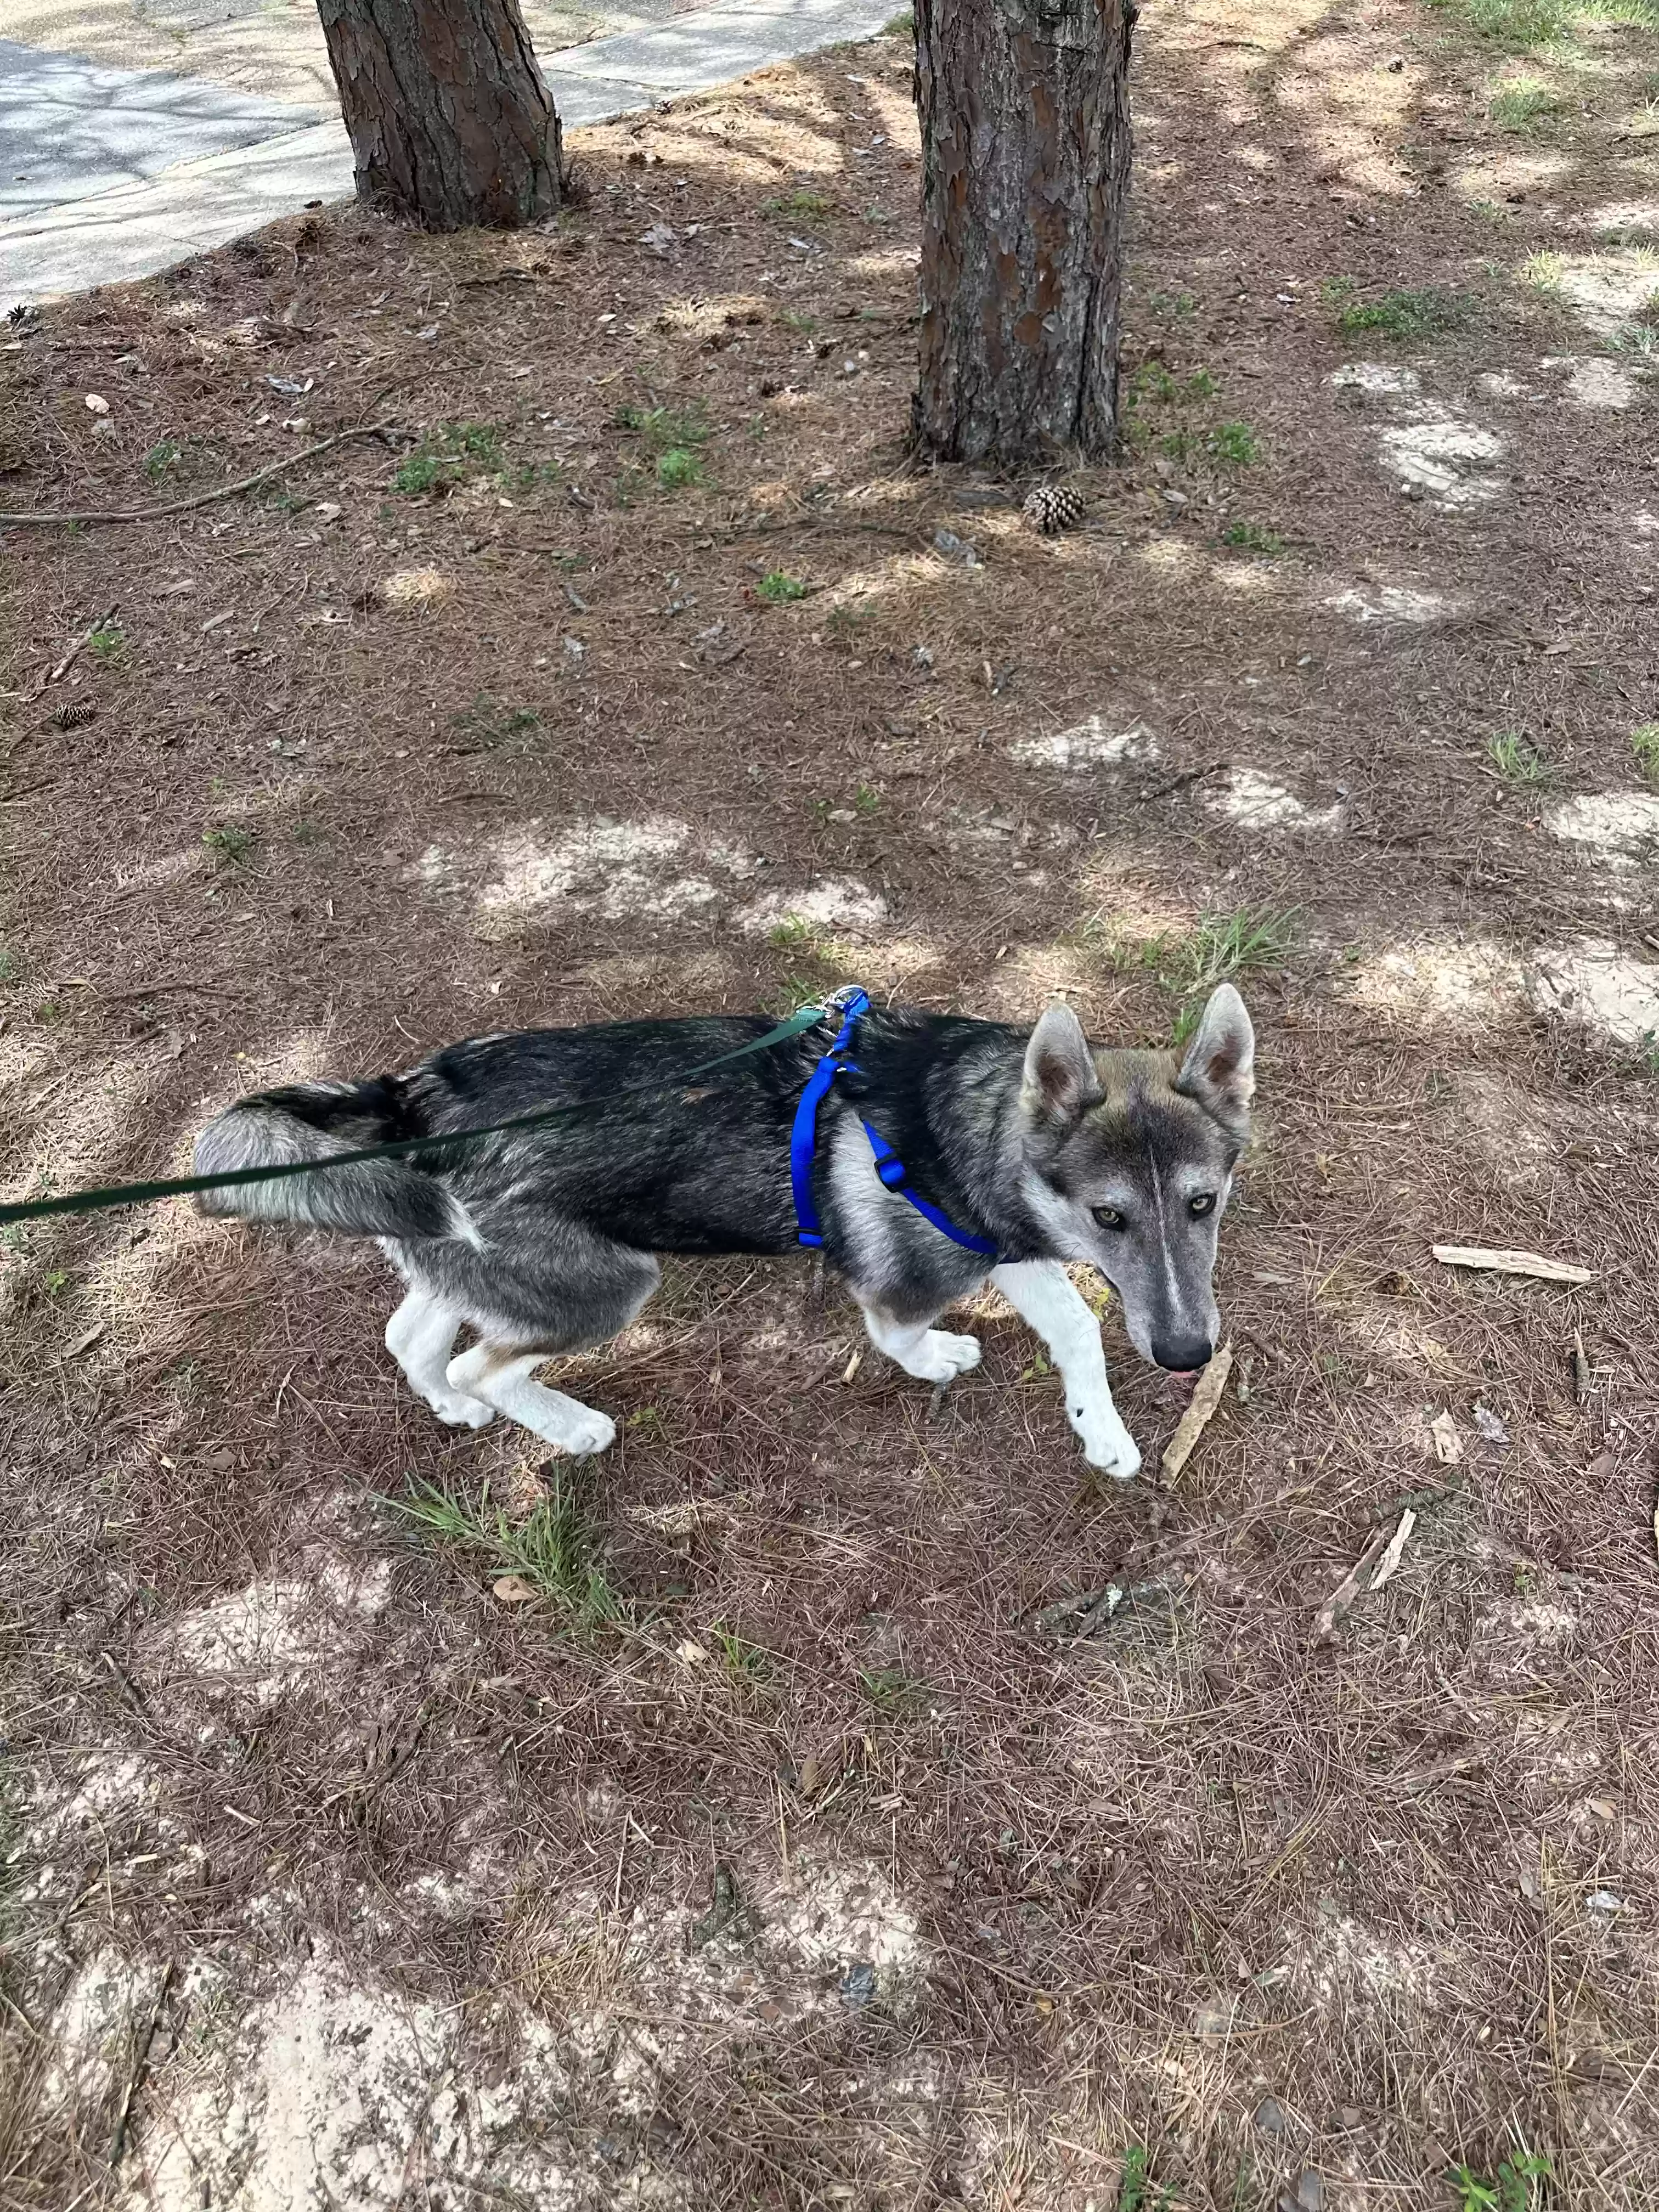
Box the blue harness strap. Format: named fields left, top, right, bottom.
left=790, top=986, right=999, bottom=1261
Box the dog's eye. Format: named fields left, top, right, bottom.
left=1093, top=1206, right=1125, bottom=1232
left=1189, top=1193, right=1217, bottom=1218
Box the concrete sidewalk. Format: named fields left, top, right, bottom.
left=0, top=0, right=901, bottom=311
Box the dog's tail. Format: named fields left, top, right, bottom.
left=194, top=1076, right=465, bottom=1240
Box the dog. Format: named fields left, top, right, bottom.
left=193, top=985, right=1254, bottom=1479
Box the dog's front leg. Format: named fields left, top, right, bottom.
left=990, top=1261, right=1141, bottom=1479
left=857, top=1300, right=983, bottom=1385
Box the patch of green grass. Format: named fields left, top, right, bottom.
left=1630, top=722, right=1659, bottom=780
left=1111, top=906, right=1299, bottom=1000
left=88, top=624, right=124, bottom=661
left=1488, top=76, right=1559, bottom=125
left=392, top=420, right=505, bottom=497
left=1335, top=285, right=1471, bottom=338
left=1183, top=907, right=1297, bottom=989
left=1521, top=249, right=1567, bottom=290
left=757, top=568, right=810, bottom=604
left=859, top=1666, right=929, bottom=1715
left=1205, top=420, right=1260, bottom=466
left=143, top=440, right=185, bottom=480
left=1448, top=2151, right=1552, bottom=2212
left=763, top=188, right=836, bottom=219
left=1426, top=0, right=1570, bottom=46
left=853, top=780, right=882, bottom=816
left=768, top=915, right=824, bottom=952
left=386, top=1474, right=622, bottom=1634
left=450, top=693, right=543, bottom=751
left=615, top=403, right=710, bottom=492
left=201, top=823, right=256, bottom=864
left=1221, top=520, right=1284, bottom=553
left=0, top=949, right=18, bottom=986
left=709, top=1623, right=774, bottom=1697
left=1486, top=729, right=1554, bottom=785
left=881, top=7, right=913, bottom=31
left=777, top=308, right=819, bottom=332
left=1147, top=287, right=1198, bottom=316
left=290, top=819, right=323, bottom=846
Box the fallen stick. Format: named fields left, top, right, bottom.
left=1161, top=1339, right=1234, bottom=1483
left=48, top=605, right=116, bottom=685
left=1432, top=1244, right=1593, bottom=1285
left=109, top=1961, right=173, bottom=2174
left=0, top=422, right=400, bottom=529
left=1368, top=1506, right=1417, bottom=1592
left=1313, top=1526, right=1392, bottom=1643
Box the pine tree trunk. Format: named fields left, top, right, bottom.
left=913, top=0, right=1133, bottom=467
left=318, top=0, right=565, bottom=230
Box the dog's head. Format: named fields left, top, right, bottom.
left=1015, top=986, right=1254, bottom=1373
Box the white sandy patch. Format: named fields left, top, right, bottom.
left=1330, top=362, right=1421, bottom=397
left=1478, top=370, right=1527, bottom=398
left=132, top=1957, right=586, bottom=2212
left=1541, top=355, right=1639, bottom=410
left=1290, top=1914, right=1441, bottom=2007
left=1634, top=510, right=1659, bottom=538
left=1008, top=715, right=1161, bottom=771
left=1206, top=768, right=1344, bottom=834
left=479, top=816, right=709, bottom=926
left=737, top=878, right=888, bottom=935
left=1345, top=936, right=1521, bottom=1026
left=1547, top=250, right=1659, bottom=338
left=162, top=1561, right=392, bottom=1707
left=1545, top=790, right=1659, bottom=868
left=1324, top=583, right=1457, bottom=624
left=1378, top=419, right=1507, bottom=507
left=1530, top=938, right=1659, bottom=1046
left=46, top=1949, right=163, bottom=2106
left=1473, top=1595, right=1578, bottom=1685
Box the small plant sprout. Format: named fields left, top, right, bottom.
left=1221, top=520, right=1284, bottom=554
left=201, top=824, right=256, bottom=864
left=757, top=569, right=810, bottom=603
left=1630, top=722, right=1659, bottom=780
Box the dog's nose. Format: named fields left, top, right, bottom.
left=1152, top=1332, right=1214, bottom=1374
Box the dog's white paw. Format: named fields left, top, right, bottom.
left=907, top=1330, right=982, bottom=1384
left=1071, top=1402, right=1141, bottom=1480
left=524, top=1405, right=617, bottom=1458
left=425, top=1389, right=496, bottom=1429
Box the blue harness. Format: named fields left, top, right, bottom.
left=788, top=988, right=1000, bottom=1260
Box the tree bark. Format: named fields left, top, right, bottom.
left=317, top=0, right=565, bottom=230
left=913, top=0, right=1133, bottom=467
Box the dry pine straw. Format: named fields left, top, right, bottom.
left=3, top=0, right=1659, bottom=2203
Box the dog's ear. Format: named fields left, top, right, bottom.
left=1022, top=1002, right=1103, bottom=1125
left=1176, top=983, right=1255, bottom=1130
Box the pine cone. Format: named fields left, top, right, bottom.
left=1022, top=482, right=1089, bottom=535
left=50, top=699, right=97, bottom=730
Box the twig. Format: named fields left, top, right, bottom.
left=1368, top=1506, right=1417, bottom=1593
left=1572, top=1329, right=1592, bottom=1407
left=1313, top=1527, right=1392, bottom=1643
left=1161, top=1341, right=1234, bottom=1484
left=48, top=606, right=117, bottom=685
left=109, top=1962, right=173, bottom=2174
left=0, top=423, right=402, bottom=529
left=1136, top=761, right=1231, bottom=805
left=1431, top=1243, right=1593, bottom=1285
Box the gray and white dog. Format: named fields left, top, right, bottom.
left=194, top=986, right=1254, bottom=1479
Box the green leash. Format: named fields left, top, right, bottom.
left=0, top=1003, right=831, bottom=1228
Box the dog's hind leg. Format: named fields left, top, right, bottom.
left=443, top=1344, right=618, bottom=1457
left=438, top=1238, right=661, bottom=1458
left=385, top=1289, right=495, bottom=1429
left=990, top=1260, right=1141, bottom=1479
